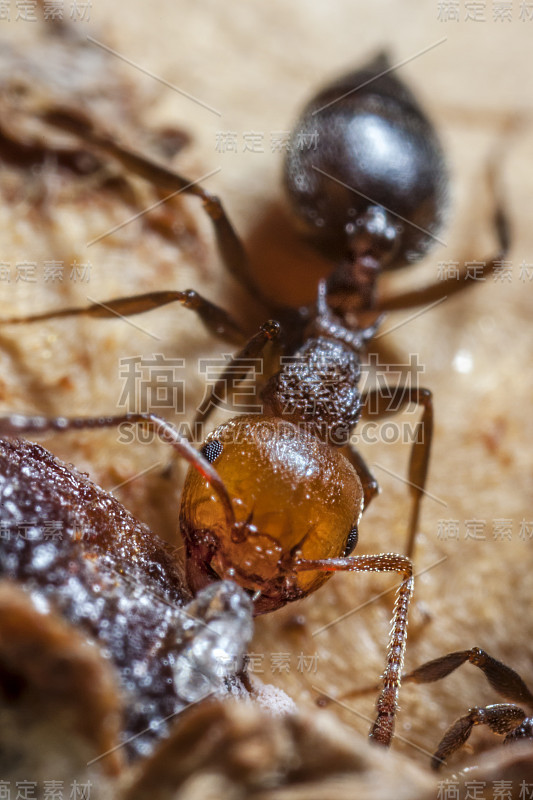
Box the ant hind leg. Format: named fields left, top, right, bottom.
left=42, top=108, right=269, bottom=306
left=376, top=144, right=511, bottom=312
left=0, top=290, right=246, bottom=345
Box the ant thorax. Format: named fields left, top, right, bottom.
left=261, top=336, right=362, bottom=447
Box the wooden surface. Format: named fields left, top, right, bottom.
left=1, top=1, right=533, bottom=791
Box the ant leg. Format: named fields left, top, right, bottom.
left=0, top=412, right=234, bottom=524
left=430, top=704, right=526, bottom=770
left=402, top=648, right=533, bottom=768
left=360, top=387, right=433, bottom=558
left=193, top=320, right=281, bottom=434
left=345, top=446, right=379, bottom=512
left=42, top=109, right=263, bottom=302
left=0, top=290, right=245, bottom=345
left=375, top=157, right=510, bottom=312
left=295, top=552, right=413, bottom=746
left=403, top=647, right=533, bottom=705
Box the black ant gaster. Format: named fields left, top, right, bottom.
left=0, top=54, right=508, bottom=748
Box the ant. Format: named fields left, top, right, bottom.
left=401, top=647, right=533, bottom=769
left=0, top=54, right=509, bottom=748
left=1, top=53, right=508, bottom=556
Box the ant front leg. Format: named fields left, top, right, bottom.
left=0, top=290, right=245, bottom=345
left=402, top=647, right=533, bottom=768
left=296, top=552, right=413, bottom=747
left=0, top=412, right=234, bottom=523
left=193, top=320, right=281, bottom=435
left=358, top=386, right=433, bottom=558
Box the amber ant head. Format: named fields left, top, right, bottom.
left=179, top=415, right=363, bottom=615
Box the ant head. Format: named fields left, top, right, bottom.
left=179, top=416, right=363, bottom=615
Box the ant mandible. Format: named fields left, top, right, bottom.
left=0, top=54, right=509, bottom=747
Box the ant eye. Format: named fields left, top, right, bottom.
left=201, top=439, right=223, bottom=464
left=343, top=525, right=358, bottom=556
